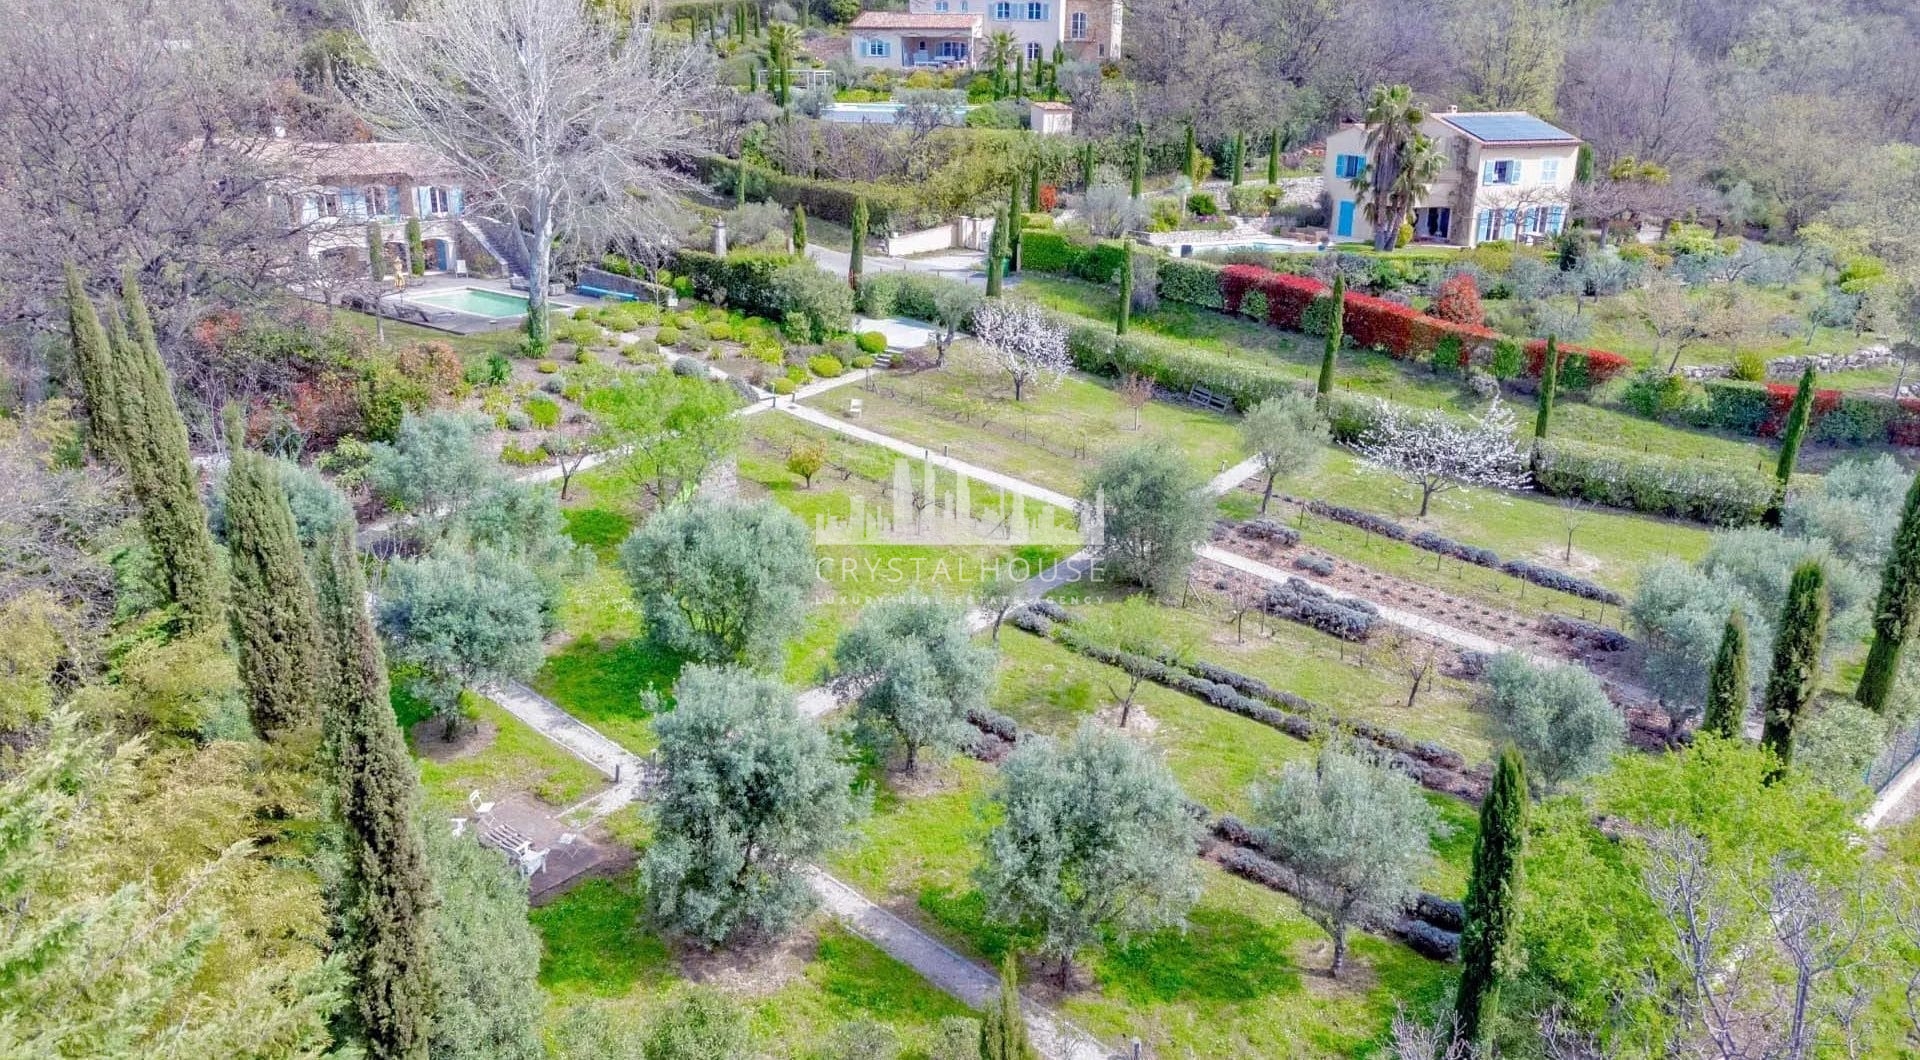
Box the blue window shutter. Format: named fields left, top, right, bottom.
left=448, top=186, right=463, bottom=215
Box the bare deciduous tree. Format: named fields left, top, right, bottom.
left=351, top=0, right=714, bottom=344
left=1119, top=372, right=1155, bottom=429
left=971, top=300, right=1070, bottom=402
left=1355, top=397, right=1531, bottom=518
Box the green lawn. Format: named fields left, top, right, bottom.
left=801, top=344, right=1249, bottom=496
left=398, top=688, right=605, bottom=812
left=532, top=872, right=977, bottom=1055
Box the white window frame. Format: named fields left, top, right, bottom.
left=1025, top=41, right=1042, bottom=60
left=427, top=186, right=450, bottom=215
left=1481, top=159, right=1519, bottom=186
left=934, top=0, right=948, bottom=10
left=938, top=39, right=967, bottom=58
left=1539, top=158, right=1560, bottom=183
left=1025, top=0, right=1044, bottom=19
left=863, top=37, right=890, bottom=56
left=992, top=0, right=1011, bottom=18
left=1069, top=10, right=1087, bottom=38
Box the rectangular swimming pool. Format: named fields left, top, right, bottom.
left=406, top=287, right=532, bottom=317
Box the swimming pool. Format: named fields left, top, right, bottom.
left=405, top=286, right=532, bottom=318
left=821, top=101, right=972, bottom=125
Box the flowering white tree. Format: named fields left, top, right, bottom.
left=351, top=0, right=713, bottom=346
left=971, top=300, right=1071, bottom=402
left=1355, top=397, right=1531, bottom=517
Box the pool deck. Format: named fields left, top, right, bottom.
left=314, top=274, right=597, bottom=335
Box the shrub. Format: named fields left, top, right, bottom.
left=1293, top=554, right=1335, bottom=576
left=856, top=331, right=887, bottom=354
left=1532, top=439, right=1772, bottom=525
left=1522, top=340, right=1631, bottom=389
left=1499, top=559, right=1624, bottom=606
left=770, top=377, right=796, bottom=395
left=629, top=338, right=660, bottom=359
left=1305, top=500, right=1409, bottom=540
left=1731, top=351, right=1767, bottom=382
left=705, top=321, right=732, bottom=342
left=1432, top=273, right=1485, bottom=326
left=574, top=349, right=595, bottom=365
left=1541, top=614, right=1632, bottom=653
left=499, top=440, right=546, bottom=466
left=1187, top=192, right=1218, bottom=216
left=1156, top=257, right=1227, bottom=309
left=523, top=396, right=561, bottom=429
left=502, top=410, right=533, bottom=432
left=1410, top=530, right=1499, bottom=569
left=855, top=273, right=900, bottom=316
left=807, top=354, right=845, bottom=378
left=1020, top=230, right=1083, bottom=274
left=1263, top=577, right=1379, bottom=641
left=1300, top=294, right=1339, bottom=337
left=670, top=357, right=707, bottom=377
left=1489, top=339, right=1524, bottom=379
left=1242, top=519, right=1301, bottom=547
left=535, top=359, right=559, bottom=374
left=656, top=326, right=682, bottom=347
left=770, top=260, right=854, bottom=343
left=851, top=355, right=875, bottom=369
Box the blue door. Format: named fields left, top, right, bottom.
left=1335, top=200, right=1355, bottom=238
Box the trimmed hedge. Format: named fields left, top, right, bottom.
left=687, top=152, right=933, bottom=231
left=1499, top=559, right=1623, bottom=606
left=1410, top=530, right=1500, bottom=569
left=1532, top=438, right=1773, bottom=526
left=670, top=249, right=785, bottom=318
left=1678, top=378, right=1920, bottom=446
left=1263, top=577, right=1380, bottom=641
left=1305, top=500, right=1409, bottom=541
left=1019, top=230, right=1131, bottom=284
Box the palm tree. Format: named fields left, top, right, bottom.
left=1386, top=133, right=1444, bottom=245
left=985, top=32, right=1017, bottom=100
left=764, top=22, right=800, bottom=107
left=1353, top=84, right=1425, bottom=251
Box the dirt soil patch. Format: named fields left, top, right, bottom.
left=411, top=718, right=498, bottom=762
left=676, top=924, right=818, bottom=995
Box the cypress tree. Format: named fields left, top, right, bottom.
left=1859, top=472, right=1920, bottom=714
left=1316, top=274, right=1344, bottom=410
left=1006, top=176, right=1023, bottom=272
left=314, top=525, right=434, bottom=1060
left=1534, top=335, right=1561, bottom=441
left=1183, top=122, right=1197, bottom=184
left=1230, top=131, right=1245, bottom=186
left=1761, top=560, right=1830, bottom=771
left=1769, top=366, right=1818, bottom=525
left=1130, top=137, right=1144, bottom=200
left=978, top=954, right=1036, bottom=1060
left=405, top=218, right=425, bottom=276
left=986, top=207, right=1007, bottom=297
left=735, top=157, right=748, bottom=209
left=791, top=203, right=808, bottom=254
left=223, top=407, right=325, bottom=738
left=749, top=64, right=758, bottom=94
left=1117, top=242, right=1133, bottom=336
left=65, top=263, right=122, bottom=464
left=1267, top=127, right=1280, bottom=184
left=1028, top=160, right=1042, bottom=212
left=1014, top=53, right=1023, bottom=98
left=849, top=197, right=868, bottom=285
left=367, top=221, right=386, bottom=281
left=1454, top=746, right=1527, bottom=1050
left=1080, top=141, right=1095, bottom=190
left=116, top=273, right=223, bottom=632
left=1703, top=611, right=1751, bottom=739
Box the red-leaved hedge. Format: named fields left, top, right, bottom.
left=1523, top=340, right=1634, bottom=389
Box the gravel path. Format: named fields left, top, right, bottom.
left=778, top=401, right=1081, bottom=510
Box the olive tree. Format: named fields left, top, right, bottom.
left=377, top=549, right=552, bottom=737
left=644, top=665, right=866, bottom=947
left=977, top=723, right=1202, bottom=985
left=1253, top=745, right=1439, bottom=977
left=1482, top=653, right=1625, bottom=790
left=1240, top=391, right=1328, bottom=515
left=834, top=595, right=993, bottom=773
left=620, top=497, right=814, bottom=663
left=1079, top=445, right=1211, bottom=596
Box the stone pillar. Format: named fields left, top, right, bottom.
left=712, top=220, right=729, bottom=257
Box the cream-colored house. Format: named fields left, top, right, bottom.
left=847, top=0, right=1120, bottom=70
left=259, top=139, right=470, bottom=273
left=1322, top=109, right=1581, bottom=247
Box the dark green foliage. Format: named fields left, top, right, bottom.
left=1130, top=138, right=1144, bottom=199
left=1860, top=473, right=1920, bottom=714
left=1182, top=123, right=1196, bottom=183
left=1116, top=242, right=1132, bottom=335
left=644, top=666, right=865, bottom=946
left=1704, top=612, right=1751, bottom=738
left=1080, top=141, right=1095, bottom=190
left=620, top=497, right=813, bottom=664
left=1761, top=560, right=1830, bottom=770
left=736, top=157, right=749, bottom=208
left=1006, top=177, right=1022, bottom=272
left=791, top=204, right=807, bottom=252
left=1267, top=127, right=1280, bottom=184
left=987, top=207, right=1007, bottom=297
left=1575, top=143, right=1593, bottom=182
left=315, top=526, right=433, bottom=1060
left=1454, top=747, right=1526, bottom=1048
left=1027, top=160, right=1041, bottom=212
left=223, top=413, right=324, bottom=737
left=1315, top=274, right=1343, bottom=408
left=422, top=823, right=542, bottom=1060
left=1534, top=335, right=1560, bottom=441
left=1080, top=445, right=1211, bottom=596
left=978, top=955, right=1035, bottom=1060
left=368, top=221, right=387, bottom=281
left=113, top=272, right=223, bottom=631
left=1230, top=131, right=1244, bottom=186
left=849, top=197, right=868, bottom=283
left=405, top=218, right=425, bottom=277
left=1774, top=366, right=1818, bottom=492
left=65, top=262, right=121, bottom=463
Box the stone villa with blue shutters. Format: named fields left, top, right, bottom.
left=260, top=139, right=470, bottom=276
left=847, top=0, right=1122, bottom=70
left=1322, top=109, right=1582, bottom=248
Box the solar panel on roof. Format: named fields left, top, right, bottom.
left=1443, top=113, right=1576, bottom=143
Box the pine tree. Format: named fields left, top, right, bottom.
left=1454, top=746, right=1526, bottom=1050
left=791, top=203, right=807, bottom=254
left=223, top=408, right=325, bottom=737
left=115, top=272, right=223, bottom=631
left=314, top=525, right=434, bottom=1060
left=1534, top=335, right=1561, bottom=441
left=1080, top=140, right=1095, bottom=190
left=849, top=197, right=868, bottom=285
left=1769, top=366, right=1817, bottom=525
left=978, top=954, right=1035, bottom=1060
left=1130, top=137, right=1144, bottom=200
left=1860, top=472, right=1920, bottom=714
left=1117, top=241, right=1133, bottom=335
left=986, top=207, right=1007, bottom=297
left=1761, top=559, right=1830, bottom=771
left=1315, top=274, right=1344, bottom=410
left=1006, top=176, right=1023, bottom=272
left=1267, top=127, right=1280, bottom=184
left=65, top=263, right=122, bottom=464
left=1703, top=611, right=1751, bottom=739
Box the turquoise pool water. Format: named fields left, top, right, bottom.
left=408, top=287, right=531, bottom=317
